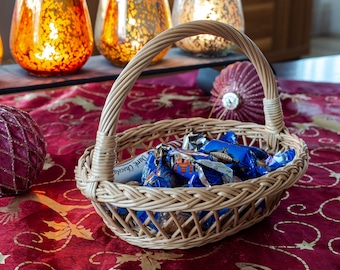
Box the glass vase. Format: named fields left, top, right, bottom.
left=172, top=0, right=244, bottom=57
left=95, top=0, right=172, bottom=66
left=0, top=35, right=3, bottom=64
left=10, top=0, right=94, bottom=77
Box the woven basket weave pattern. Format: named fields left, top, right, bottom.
left=75, top=21, right=309, bottom=249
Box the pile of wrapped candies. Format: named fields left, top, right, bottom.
left=110, top=131, right=295, bottom=233
left=114, top=131, right=295, bottom=187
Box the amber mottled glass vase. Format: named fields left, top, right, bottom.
left=172, top=0, right=244, bottom=57
left=0, top=35, right=3, bottom=64
left=95, top=0, right=172, bottom=66
left=10, top=0, right=94, bottom=76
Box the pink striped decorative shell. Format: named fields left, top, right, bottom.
left=210, top=61, right=267, bottom=124
left=0, top=105, right=46, bottom=197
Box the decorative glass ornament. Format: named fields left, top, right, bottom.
left=0, top=105, right=46, bottom=197
left=209, top=61, right=266, bottom=124
left=172, top=0, right=244, bottom=57
left=10, top=0, right=94, bottom=77
left=95, top=0, right=172, bottom=66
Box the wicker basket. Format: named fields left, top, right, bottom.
left=75, top=20, right=309, bottom=250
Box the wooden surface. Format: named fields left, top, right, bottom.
left=1, top=53, right=339, bottom=96
left=0, top=48, right=247, bottom=95
left=242, top=0, right=313, bottom=62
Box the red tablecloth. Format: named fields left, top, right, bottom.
left=0, top=73, right=339, bottom=270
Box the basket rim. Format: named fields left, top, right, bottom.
left=76, top=117, right=309, bottom=211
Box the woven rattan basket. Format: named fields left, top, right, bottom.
left=75, top=20, right=309, bottom=250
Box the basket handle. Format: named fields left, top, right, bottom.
left=90, top=20, right=284, bottom=182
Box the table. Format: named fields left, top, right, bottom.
left=0, top=48, right=247, bottom=95
left=0, top=55, right=339, bottom=269
left=2, top=50, right=339, bottom=94
left=272, top=55, right=340, bottom=83
left=198, top=54, right=340, bottom=92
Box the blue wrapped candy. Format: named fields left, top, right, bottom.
left=200, top=139, right=261, bottom=180
left=266, top=149, right=296, bottom=171
left=220, top=131, right=238, bottom=144
left=220, top=131, right=269, bottom=161
left=142, top=150, right=183, bottom=188
left=165, top=148, right=233, bottom=187
left=182, top=132, right=209, bottom=151
left=141, top=145, right=233, bottom=188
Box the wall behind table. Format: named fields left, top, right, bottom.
left=312, top=0, right=340, bottom=36
left=0, top=0, right=15, bottom=64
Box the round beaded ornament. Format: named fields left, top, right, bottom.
left=0, top=105, right=46, bottom=197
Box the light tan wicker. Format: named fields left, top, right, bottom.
left=75, top=20, right=309, bottom=250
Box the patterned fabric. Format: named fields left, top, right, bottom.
left=0, top=75, right=339, bottom=270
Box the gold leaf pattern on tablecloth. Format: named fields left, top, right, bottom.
left=295, top=240, right=315, bottom=250
left=0, top=252, right=10, bottom=264
left=89, top=250, right=183, bottom=270
left=42, top=220, right=94, bottom=241
left=235, top=262, right=271, bottom=270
